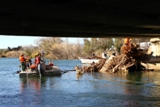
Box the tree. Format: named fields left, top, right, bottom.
left=114, top=38, right=123, bottom=54
left=35, top=37, right=63, bottom=56
left=97, top=38, right=113, bottom=51
left=83, top=38, right=91, bottom=54
left=90, top=38, right=97, bottom=52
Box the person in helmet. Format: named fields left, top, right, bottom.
left=124, top=38, right=132, bottom=46
left=19, top=54, right=26, bottom=71
left=35, top=52, right=45, bottom=74
left=124, top=38, right=132, bottom=49
left=121, top=38, right=132, bottom=54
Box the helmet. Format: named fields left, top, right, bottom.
left=34, top=52, right=40, bottom=56
left=124, top=38, right=131, bottom=44
left=42, top=51, right=44, bottom=55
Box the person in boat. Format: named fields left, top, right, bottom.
left=26, top=56, right=32, bottom=68
left=19, top=54, right=26, bottom=71
left=35, top=52, right=45, bottom=74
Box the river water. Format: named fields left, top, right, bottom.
left=0, top=58, right=160, bottom=107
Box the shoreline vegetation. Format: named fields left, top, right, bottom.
left=0, top=37, right=150, bottom=59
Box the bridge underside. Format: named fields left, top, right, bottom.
left=1, top=0, right=160, bottom=37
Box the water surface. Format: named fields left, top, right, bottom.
left=0, top=58, right=160, bottom=107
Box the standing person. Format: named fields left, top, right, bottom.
left=121, top=38, right=132, bottom=54
left=19, top=54, right=26, bottom=71
left=35, top=53, right=44, bottom=74
left=124, top=38, right=132, bottom=48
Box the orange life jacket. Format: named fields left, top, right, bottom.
left=19, top=56, right=25, bottom=62
left=30, top=64, right=36, bottom=69
left=35, top=56, right=41, bottom=64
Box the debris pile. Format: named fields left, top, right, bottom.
left=77, top=43, right=153, bottom=73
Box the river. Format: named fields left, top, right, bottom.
left=0, top=58, right=160, bottom=107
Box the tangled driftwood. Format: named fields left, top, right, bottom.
left=76, top=43, right=154, bottom=73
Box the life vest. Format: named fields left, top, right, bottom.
left=19, top=56, right=25, bottom=62
left=35, top=56, right=41, bottom=64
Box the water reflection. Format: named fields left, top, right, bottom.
left=19, top=76, right=58, bottom=91
left=124, top=72, right=143, bottom=96
left=76, top=74, right=83, bottom=80
left=76, top=72, right=94, bottom=80
left=17, top=71, right=160, bottom=107
left=126, top=72, right=143, bottom=83
left=20, top=77, right=41, bottom=91
left=19, top=77, right=47, bottom=106
left=89, top=72, right=144, bottom=95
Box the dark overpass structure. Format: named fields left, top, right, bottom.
left=1, top=0, right=160, bottom=37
